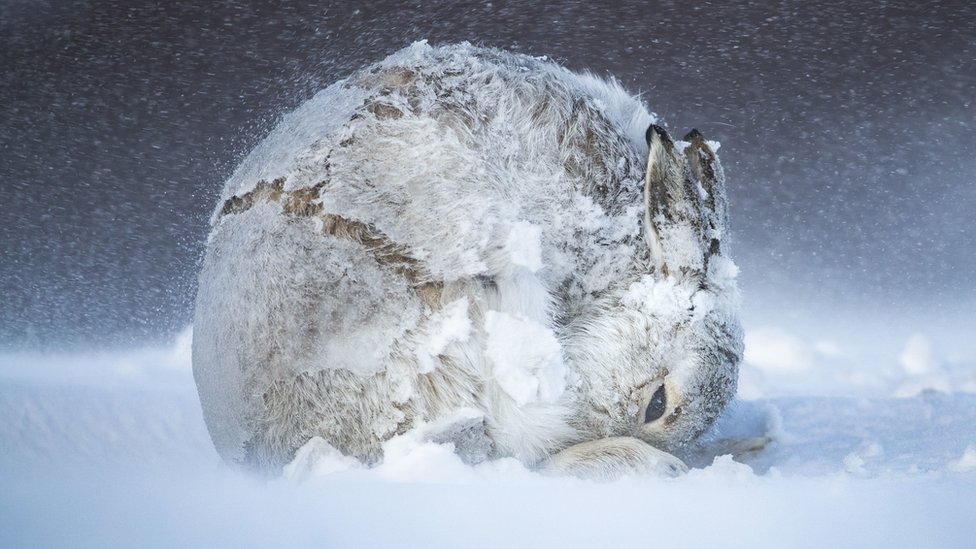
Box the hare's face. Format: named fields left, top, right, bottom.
left=566, top=295, right=740, bottom=452
left=632, top=315, right=741, bottom=451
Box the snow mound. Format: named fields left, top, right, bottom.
left=740, top=327, right=976, bottom=399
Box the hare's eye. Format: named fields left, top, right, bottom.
left=644, top=385, right=667, bottom=423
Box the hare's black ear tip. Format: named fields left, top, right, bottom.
left=683, top=128, right=704, bottom=142
left=645, top=124, right=672, bottom=146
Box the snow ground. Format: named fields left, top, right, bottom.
left=2, top=326, right=975, bottom=548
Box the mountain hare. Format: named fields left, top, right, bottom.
left=193, top=42, right=743, bottom=480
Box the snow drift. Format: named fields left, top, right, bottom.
left=2, top=327, right=975, bottom=547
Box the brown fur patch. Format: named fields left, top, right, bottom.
left=361, top=66, right=418, bottom=89
left=220, top=178, right=285, bottom=216
left=219, top=178, right=443, bottom=307
left=365, top=100, right=404, bottom=120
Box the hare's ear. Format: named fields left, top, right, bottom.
left=643, top=124, right=688, bottom=276
left=643, top=125, right=728, bottom=278
left=683, top=129, right=727, bottom=261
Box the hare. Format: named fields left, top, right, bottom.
left=192, top=41, right=743, bottom=480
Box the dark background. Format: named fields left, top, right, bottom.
left=2, top=0, right=973, bottom=353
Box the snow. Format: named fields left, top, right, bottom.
left=416, top=298, right=472, bottom=374
left=505, top=221, right=544, bottom=273
left=622, top=274, right=694, bottom=319
left=2, top=326, right=975, bottom=547
left=739, top=326, right=976, bottom=400
left=949, top=445, right=976, bottom=472
left=484, top=311, right=566, bottom=405
left=899, top=333, right=941, bottom=376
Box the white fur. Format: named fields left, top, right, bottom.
left=192, top=41, right=743, bottom=476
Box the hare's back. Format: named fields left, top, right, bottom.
left=193, top=42, right=659, bottom=471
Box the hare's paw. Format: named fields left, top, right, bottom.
left=680, top=435, right=773, bottom=469
left=541, top=436, right=688, bottom=481
left=644, top=125, right=729, bottom=279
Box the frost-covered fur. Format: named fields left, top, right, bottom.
left=192, top=41, right=743, bottom=479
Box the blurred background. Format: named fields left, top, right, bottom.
left=2, top=0, right=973, bottom=370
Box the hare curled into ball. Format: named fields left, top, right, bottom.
left=193, top=42, right=743, bottom=480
